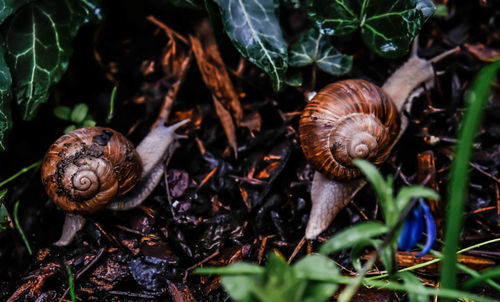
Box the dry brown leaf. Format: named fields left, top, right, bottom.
left=240, top=110, right=262, bottom=133
left=190, top=20, right=243, bottom=124
left=213, top=96, right=238, bottom=157
left=465, top=43, right=500, bottom=62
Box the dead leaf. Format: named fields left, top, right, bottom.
left=213, top=96, right=238, bottom=157
left=240, top=110, right=262, bottom=133
left=465, top=43, right=500, bottom=62
left=190, top=20, right=243, bottom=124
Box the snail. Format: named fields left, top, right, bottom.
left=300, top=44, right=459, bottom=239
left=41, top=119, right=189, bottom=246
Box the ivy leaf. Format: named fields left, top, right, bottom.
left=214, top=0, right=288, bottom=91
left=306, top=0, right=435, bottom=58
left=289, top=28, right=352, bottom=76
left=0, top=0, right=33, bottom=24
left=0, top=189, right=12, bottom=232
left=165, top=0, right=203, bottom=9
left=0, top=48, right=12, bottom=151
left=3, top=0, right=100, bottom=120
left=306, top=0, right=359, bottom=35
left=361, top=0, right=435, bottom=57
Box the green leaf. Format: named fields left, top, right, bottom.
left=195, top=262, right=265, bottom=275
left=165, top=0, right=203, bottom=9
left=395, top=272, right=428, bottom=302
left=71, top=103, right=88, bottom=124
left=0, top=0, right=33, bottom=24
left=53, top=105, right=71, bottom=120
left=3, top=0, right=100, bottom=120
left=0, top=189, right=11, bottom=232
left=82, top=119, right=96, bottom=127
left=350, top=238, right=395, bottom=274
left=301, top=282, right=338, bottom=302
left=289, top=28, right=352, bottom=76
left=353, top=159, right=396, bottom=223
left=306, top=0, right=359, bottom=35
left=0, top=48, right=12, bottom=151
left=293, top=254, right=339, bottom=282
left=361, top=0, right=435, bottom=58
left=306, top=0, right=435, bottom=58
left=258, top=252, right=306, bottom=302
left=64, top=124, right=76, bottom=133
left=281, top=0, right=301, bottom=10
left=433, top=4, right=448, bottom=18
left=395, top=186, right=439, bottom=213
left=214, top=0, right=288, bottom=91
left=284, top=68, right=302, bottom=87
left=353, top=159, right=388, bottom=201
left=221, top=274, right=262, bottom=302
left=293, top=254, right=341, bottom=302
left=319, top=221, right=388, bottom=255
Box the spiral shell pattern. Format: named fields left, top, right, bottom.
left=41, top=127, right=143, bottom=214
left=299, top=79, right=401, bottom=181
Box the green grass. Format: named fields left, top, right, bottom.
left=440, top=60, right=500, bottom=295
left=13, top=201, right=32, bottom=255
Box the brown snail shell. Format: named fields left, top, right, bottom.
left=41, top=127, right=143, bottom=214
left=299, top=79, right=401, bottom=181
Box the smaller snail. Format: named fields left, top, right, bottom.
left=300, top=44, right=459, bottom=239
left=41, top=119, right=189, bottom=246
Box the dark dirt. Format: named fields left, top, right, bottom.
left=1, top=0, right=500, bottom=301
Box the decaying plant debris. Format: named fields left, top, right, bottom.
left=1, top=1, right=500, bottom=301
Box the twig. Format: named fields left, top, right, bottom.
left=61, top=248, right=106, bottom=300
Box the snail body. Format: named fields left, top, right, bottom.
left=301, top=48, right=458, bottom=239
left=41, top=119, right=189, bottom=246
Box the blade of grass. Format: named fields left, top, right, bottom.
left=296, top=273, right=497, bottom=302
left=66, top=265, right=76, bottom=302
left=367, top=237, right=500, bottom=282
left=0, top=160, right=41, bottom=189
left=440, top=60, right=500, bottom=294
left=106, top=85, right=118, bottom=123
left=13, top=201, right=32, bottom=255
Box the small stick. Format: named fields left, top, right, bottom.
left=61, top=248, right=105, bottom=300
left=417, top=151, right=442, bottom=234
left=146, top=15, right=189, bottom=45
left=288, top=236, right=306, bottom=263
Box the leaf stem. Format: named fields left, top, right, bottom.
left=0, top=160, right=41, bottom=189
left=13, top=201, right=32, bottom=255
left=106, top=85, right=117, bottom=123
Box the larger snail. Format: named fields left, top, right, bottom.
left=41, top=119, right=189, bottom=246
left=300, top=44, right=459, bottom=239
